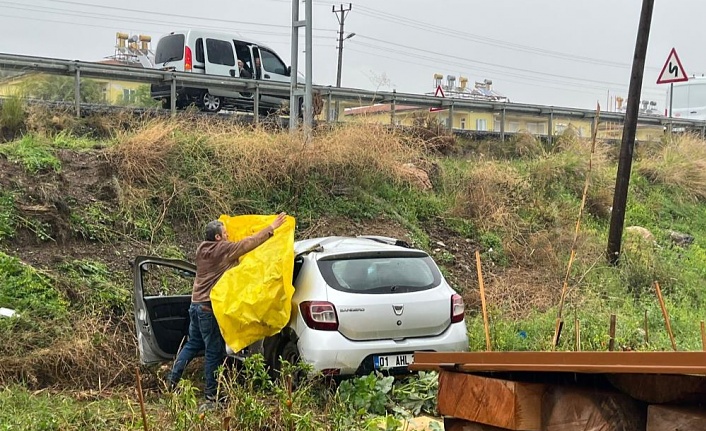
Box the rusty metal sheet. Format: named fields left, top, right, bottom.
left=410, top=351, right=706, bottom=375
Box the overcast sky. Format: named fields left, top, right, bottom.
left=0, top=0, right=702, bottom=110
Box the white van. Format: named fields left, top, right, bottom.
left=670, top=76, right=706, bottom=121
left=151, top=29, right=301, bottom=113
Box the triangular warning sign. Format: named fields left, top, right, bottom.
left=430, top=85, right=445, bottom=112
left=657, top=48, right=688, bottom=84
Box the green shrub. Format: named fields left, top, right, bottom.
left=0, top=192, right=17, bottom=240
left=0, top=134, right=61, bottom=173
left=0, top=251, right=67, bottom=319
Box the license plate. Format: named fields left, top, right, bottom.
left=373, top=353, right=414, bottom=370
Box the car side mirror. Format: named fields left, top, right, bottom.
left=286, top=65, right=291, bottom=77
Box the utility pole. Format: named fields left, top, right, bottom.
left=607, top=0, right=654, bottom=264
left=333, top=3, right=352, bottom=120
left=290, top=0, right=314, bottom=135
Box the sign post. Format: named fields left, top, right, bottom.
left=429, top=85, right=445, bottom=112
left=656, top=47, right=688, bottom=121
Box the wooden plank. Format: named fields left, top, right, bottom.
left=437, top=370, right=545, bottom=431
left=542, top=386, right=646, bottom=431
left=411, top=351, right=706, bottom=375
left=475, top=250, right=492, bottom=351
left=608, top=374, right=706, bottom=404
left=646, top=405, right=706, bottom=431
left=445, top=417, right=514, bottom=431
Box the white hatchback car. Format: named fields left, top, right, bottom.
left=133, top=236, right=468, bottom=376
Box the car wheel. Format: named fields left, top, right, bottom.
left=201, top=92, right=222, bottom=112
left=280, top=339, right=300, bottom=366
left=275, top=339, right=306, bottom=387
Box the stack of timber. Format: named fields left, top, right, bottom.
left=411, top=352, right=706, bottom=431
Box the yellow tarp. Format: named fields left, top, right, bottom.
left=210, top=214, right=296, bottom=353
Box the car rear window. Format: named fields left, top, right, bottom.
left=318, top=255, right=441, bottom=294
left=155, top=34, right=185, bottom=64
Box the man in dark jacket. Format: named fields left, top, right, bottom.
left=167, top=212, right=286, bottom=401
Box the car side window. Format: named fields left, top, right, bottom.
left=195, top=38, right=205, bottom=63
left=205, top=39, right=235, bottom=66
left=260, top=48, right=287, bottom=75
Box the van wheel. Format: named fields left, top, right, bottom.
left=201, top=92, right=222, bottom=112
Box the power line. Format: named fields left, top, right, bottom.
left=354, top=4, right=658, bottom=71
left=346, top=40, right=664, bottom=97
left=0, top=1, right=336, bottom=41
left=354, top=34, right=632, bottom=89
left=38, top=0, right=337, bottom=33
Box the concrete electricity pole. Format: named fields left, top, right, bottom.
left=333, top=3, right=352, bottom=120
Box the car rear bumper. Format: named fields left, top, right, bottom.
left=296, top=321, right=469, bottom=375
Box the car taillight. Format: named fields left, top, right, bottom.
left=184, top=46, right=192, bottom=71
left=451, top=294, right=465, bottom=323
left=300, top=301, right=338, bottom=331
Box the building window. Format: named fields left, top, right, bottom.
left=508, top=121, right=520, bottom=132
left=527, top=122, right=546, bottom=135
left=556, top=124, right=568, bottom=134
left=494, top=119, right=501, bottom=132
left=476, top=119, right=487, bottom=131
left=460, top=118, right=466, bottom=130
left=123, top=89, right=136, bottom=103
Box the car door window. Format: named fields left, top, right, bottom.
left=260, top=48, right=287, bottom=75
left=205, top=39, right=235, bottom=66
left=140, top=263, right=194, bottom=297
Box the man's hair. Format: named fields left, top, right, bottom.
left=204, top=220, right=224, bottom=241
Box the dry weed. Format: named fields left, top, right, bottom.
left=112, top=119, right=425, bottom=191
left=452, top=161, right=528, bottom=233
left=637, top=133, right=706, bottom=201
left=467, top=268, right=561, bottom=319
left=108, top=120, right=179, bottom=185
left=0, top=314, right=136, bottom=390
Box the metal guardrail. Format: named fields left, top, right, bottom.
left=2, top=52, right=706, bottom=133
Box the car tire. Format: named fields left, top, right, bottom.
left=273, top=339, right=306, bottom=387
left=280, top=339, right=300, bottom=366
left=201, top=92, right=222, bottom=113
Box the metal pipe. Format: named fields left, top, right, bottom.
left=500, top=107, right=506, bottom=142
left=390, top=89, right=396, bottom=125
left=170, top=75, right=176, bottom=116
left=304, top=0, right=313, bottom=136
left=254, top=84, right=260, bottom=126
left=289, top=0, right=300, bottom=130
left=74, top=66, right=80, bottom=117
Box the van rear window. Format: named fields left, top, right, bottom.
left=155, top=34, right=185, bottom=64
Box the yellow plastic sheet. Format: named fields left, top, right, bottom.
left=210, top=214, right=295, bottom=353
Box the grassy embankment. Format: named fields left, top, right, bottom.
left=1, top=101, right=705, bottom=429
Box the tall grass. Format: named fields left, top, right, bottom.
left=637, top=133, right=706, bottom=201
left=109, top=120, right=428, bottom=230
left=0, top=94, right=25, bottom=134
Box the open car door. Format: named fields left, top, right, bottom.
left=133, top=256, right=196, bottom=365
